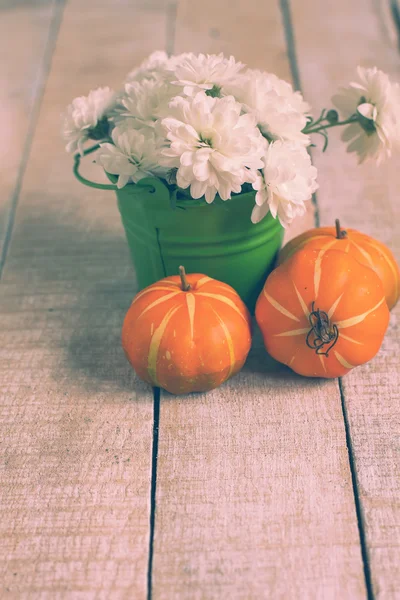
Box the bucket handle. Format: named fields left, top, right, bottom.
left=73, top=144, right=117, bottom=190
left=73, top=144, right=158, bottom=195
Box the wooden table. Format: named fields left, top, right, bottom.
left=1, top=1, right=399, bottom=598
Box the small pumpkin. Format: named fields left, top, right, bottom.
left=278, top=219, right=400, bottom=310
left=122, top=267, right=252, bottom=395
left=256, top=248, right=390, bottom=378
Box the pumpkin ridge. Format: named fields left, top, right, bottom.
left=211, top=284, right=241, bottom=295
left=186, top=293, right=196, bottom=341
left=335, top=296, right=385, bottom=330
left=334, top=350, right=356, bottom=370
left=364, top=238, right=400, bottom=300
left=327, top=293, right=344, bottom=319
left=318, top=354, right=327, bottom=373
left=132, top=285, right=180, bottom=304
left=209, top=305, right=235, bottom=378
left=339, top=332, right=364, bottom=345
left=314, top=241, right=337, bottom=298
left=136, top=291, right=181, bottom=319
left=293, top=283, right=310, bottom=318
left=263, top=288, right=300, bottom=322
left=350, top=239, right=375, bottom=267
left=280, top=234, right=328, bottom=262
left=147, top=304, right=182, bottom=386
left=195, top=276, right=213, bottom=288
left=195, top=292, right=248, bottom=323
left=274, top=327, right=310, bottom=337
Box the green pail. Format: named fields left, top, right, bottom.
left=74, top=147, right=284, bottom=311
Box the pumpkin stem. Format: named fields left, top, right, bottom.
left=179, top=265, right=191, bottom=291
left=306, top=301, right=339, bottom=357
left=335, top=218, right=347, bottom=239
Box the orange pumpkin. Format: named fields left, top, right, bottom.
left=122, top=267, right=252, bottom=395
left=256, top=248, right=390, bottom=378
left=278, top=220, right=400, bottom=310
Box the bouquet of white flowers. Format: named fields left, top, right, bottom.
left=64, top=51, right=400, bottom=229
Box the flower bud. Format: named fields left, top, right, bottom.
left=326, top=109, right=339, bottom=124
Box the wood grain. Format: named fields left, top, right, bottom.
left=291, top=0, right=400, bottom=597
left=0, top=0, right=55, bottom=262
left=151, top=1, right=366, bottom=598
left=0, top=0, right=169, bottom=597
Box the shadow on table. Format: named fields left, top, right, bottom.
left=240, top=321, right=325, bottom=390
left=11, top=206, right=143, bottom=395
left=64, top=261, right=140, bottom=395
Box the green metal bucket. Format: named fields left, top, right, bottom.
left=74, top=146, right=284, bottom=311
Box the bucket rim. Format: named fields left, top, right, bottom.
left=109, top=173, right=260, bottom=210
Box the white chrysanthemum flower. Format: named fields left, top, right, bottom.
left=263, top=72, right=311, bottom=115
left=166, top=52, right=193, bottom=69
left=126, top=50, right=170, bottom=82
left=95, top=120, right=167, bottom=188
left=333, top=66, right=400, bottom=163
left=125, top=51, right=195, bottom=83
left=170, top=52, right=245, bottom=97
left=251, top=141, right=318, bottom=227
left=63, top=87, right=116, bottom=154
left=115, top=76, right=178, bottom=128
left=227, top=70, right=310, bottom=146
left=160, top=92, right=265, bottom=203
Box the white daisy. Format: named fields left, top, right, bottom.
left=251, top=141, right=318, bottom=227
left=333, top=66, right=400, bottom=163
left=126, top=51, right=194, bottom=83
left=227, top=70, right=310, bottom=146
left=166, top=52, right=193, bottom=70
left=160, top=92, right=265, bottom=203
left=170, top=52, right=245, bottom=97
left=115, top=76, right=178, bottom=129
left=63, top=87, right=116, bottom=154
left=126, top=50, right=170, bottom=82
left=95, top=120, right=167, bottom=188
left=263, top=71, right=310, bottom=115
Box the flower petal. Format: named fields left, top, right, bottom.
left=251, top=201, right=270, bottom=224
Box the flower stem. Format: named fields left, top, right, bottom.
left=306, top=108, right=326, bottom=129
left=303, top=115, right=358, bottom=134
left=179, top=266, right=191, bottom=291
left=75, top=143, right=101, bottom=158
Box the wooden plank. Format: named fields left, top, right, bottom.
left=151, top=1, right=366, bottom=597
left=0, top=0, right=169, bottom=597
left=291, top=0, right=400, bottom=597
left=0, top=0, right=55, bottom=263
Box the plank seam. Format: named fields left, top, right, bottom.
left=278, top=0, right=301, bottom=91
left=147, top=387, right=161, bottom=600
left=0, top=0, right=66, bottom=282
left=339, top=378, right=375, bottom=600
left=278, top=0, right=320, bottom=226
left=390, top=0, right=400, bottom=51
left=166, top=2, right=178, bottom=56
left=148, top=8, right=176, bottom=596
